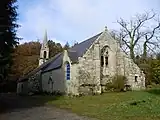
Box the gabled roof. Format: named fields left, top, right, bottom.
left=18, top=32, right=102, bottom=82
left=69, top=32, right=102, bottom=57
left=42, top=32, right=102, bottom=72
left=67, top=32, right=102, bottom=63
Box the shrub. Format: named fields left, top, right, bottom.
left=146, top=83, right=160, bottom=89
left=105, top=82, right=114, bottom=92
left=105, top=75, right=127, bottom=92
left=112, top=75, right=127, bottom=91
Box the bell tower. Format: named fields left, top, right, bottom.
left=39, top=30, right=49, bottom=66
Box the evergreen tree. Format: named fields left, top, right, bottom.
left=0, top=0, right=19, bottom=82
left=48, top=40, right=63, bottom=57
left=63, top=42, right=70, bottom=50
left=73, top=41, right=78, bottom=47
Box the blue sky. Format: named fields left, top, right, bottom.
left=17, top=0, right=160, bottom=46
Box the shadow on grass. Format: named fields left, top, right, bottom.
left=0, top=93, right=62, bottom=114
left=146, top=88, right=160, bottom=95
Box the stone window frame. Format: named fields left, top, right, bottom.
left=43, top=51, right=47, bottom=58
left=135, top=75, right=138, bottom=82
left=101, top=46, right=109, bottom=67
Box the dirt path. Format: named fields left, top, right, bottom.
left=0, top=93, right=96, bottom=120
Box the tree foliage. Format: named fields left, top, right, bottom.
left=150, top=59, right=160, bottom=84
left=0, top=0, right=19, bottom=82
left=135, top=55, right=160, bottom=86
left=10, top=42, right=41, bottom=80
left=48, top=40, right=63, bottom=57
left=10, top=41, right=63, bottom=81
left=63, top=42, right=70, bottom=50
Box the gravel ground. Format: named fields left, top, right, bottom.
left=0, top=93, right=96, bottom=120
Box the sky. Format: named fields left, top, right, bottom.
left=17, top=0, right=160, bottom=46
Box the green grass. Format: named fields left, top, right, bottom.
left=47, top=90, right=160, bottom=120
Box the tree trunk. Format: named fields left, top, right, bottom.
left=130, top=46, right=135, bottom=61
left=143, top=41, right=147, bottom=60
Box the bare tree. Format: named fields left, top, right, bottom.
left=110, top=30, right=130, bottom=55
left=116, top=11, right=159, bottom=61
left=143, top=20, right=160, bottom=59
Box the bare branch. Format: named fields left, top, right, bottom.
left=147, top=45, right=158, bottom=55
left=116, top=10, right=159, bottom=60
left=120, top=33, right=130, bottom=48
left=117, top=18, right=132, bottom=38
left=133, top=12, right=156, bottom=38
left=145, top=22, right=160, bottom=41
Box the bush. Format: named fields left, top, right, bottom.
left=112, top=75, right=127, bottom=91
left=138, top=58, right=160, bottom=86
left=146, top=83, right=160, bottom=89
left=105, top=75, right=127, bottom=92
left=105, top=82, right=114, bottom=92
left=151, top=60, right=160, bottom=84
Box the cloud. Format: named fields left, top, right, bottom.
left=17, top=0, right=159, bottom=45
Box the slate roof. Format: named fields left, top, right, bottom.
left=43, top=53, right=63, bottom=72
left=42, top=32, right=102, bottom=72
left=18, top=53, right=61, bottom=82
left=69, top=32, right=102, bottom=57
left=68, top=51, right=79, bottom=63
left=18, top=32, right=102, bottom=82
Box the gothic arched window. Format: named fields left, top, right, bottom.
left=105, top=56, right=108, bottom=66
left=101, top=46, right=109, bottom=67
left=66, top=62, right=70, bottom=80
left=101, top=56, right=104, bottom=67
left=44, top=51, right=47, bottom=58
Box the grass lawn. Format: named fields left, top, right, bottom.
left=47, top=89, right=160, bottom=120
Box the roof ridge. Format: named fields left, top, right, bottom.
left=42, top=53, right=62, bottom=69
left=70, top=32, right=102, bottom=49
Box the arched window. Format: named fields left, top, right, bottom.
left=105, top=50, right=109, bottom=66
left=44, top=51, right=47, bottom=58
left=135, top=75, right=138, bottom=82
left=66, top=62, right=70, bottom=80
left=101, top=46, right=109, bottom=67
left=105, top=56, right=108, bottom=66
left=101, top=56, right=104, bottom=67
left=21, top=83, right=23, bottom=89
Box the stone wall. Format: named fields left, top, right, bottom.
left=75, top=29, right=145, bottom=94
left=64, top=29, right=145, bottom=95
left=17, top=81, right=28, bottom=95
left=63, top=50, right=80, bottom=95
left=41, top=68, right=65, bottom=94
left=28, top=71, right=41, bottom=93
left=116, top=50, right=145, bottom=90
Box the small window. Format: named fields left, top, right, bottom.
left=105, top=56, right=108, bottom=66
left=101, top=56, right=104, bottom=67
left=21, top=84, right=23, bottom=91
left=135, top=76, right=138, bottom=82
left=66, top=63, right=70, bottom=80
left=48, top=76, right=52, bottom=84
left=44, top=51, right=47, bottom=58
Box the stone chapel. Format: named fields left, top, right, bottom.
left=17, top=27, right=145, bottom=95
